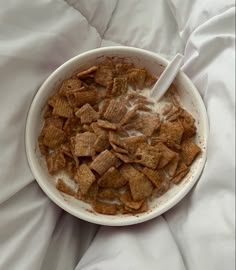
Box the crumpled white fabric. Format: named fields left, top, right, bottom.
left=0, top=1, right=235, bottom=270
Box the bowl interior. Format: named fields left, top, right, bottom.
left=25, top=47, right=208, bottom=226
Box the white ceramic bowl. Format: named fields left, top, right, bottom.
left=25, top=46, right=208, bottom=226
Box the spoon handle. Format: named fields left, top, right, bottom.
left=150, top=53, right=184, bottom=101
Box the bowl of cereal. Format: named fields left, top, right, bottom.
left=25, top=46, right=208, bottom=226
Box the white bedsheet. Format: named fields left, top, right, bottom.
left=0, top=1, right=235, bottom=269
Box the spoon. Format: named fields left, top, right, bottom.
left=150, top=53, right=184, bottom=101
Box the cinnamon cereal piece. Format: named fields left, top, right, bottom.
left=120, top=191, right=144, bottom=210
left=115, top=63, right=134, bottom=74
left=46, top=150, right=66, bottom=174
left=110, top=142, right=129, bottom=154
left=161, top=103, right=173, bottom=115
left=119, top=107, right=138, bottom=126
left=181, top=140, right=201, bottom=165
left=155, top=143, right=176, bottom=168
left=172, top=161, right=189, bottom=184
left=97, top=188, right=118, bottom=200
left=41, top=117, right=64, bottom=135
left=63, top=117, right=82, bottom=136
left=105, top=80, right=114, bottom=97
left=128, top=68, right=146, bottom=90
left=75, top=182, right=98, bottom=203
left=131, top=113, right=161, bottom=136
left=160, top=121, right=184, bottom=144
left=65, top=161, right=76, bottom=179
left=43, top=125, right=67, bottom=148
left=166, top=107, right=182, bottom=122
left=111, top=77, right=128, bottom=96
left=59, top=79, right=82, bottom=96
left=74, top=164, right=96, bottom=195
left=82, top=124, right=94, bottom=132
left=144, top=72, right=157, bottom=88
left=43, top=105, right=53, bottom=118
left=38, top=135, right=48, bottom=156
left=135, top=143, right=161, bottom=169
left=142, top=167, right=166, bottom=189
left=47, top=93, right=59, bottom=107
left=99, top=98, right=112, bottom=117
left=94, top=133, right=110, bottom=152
left=119, top=96, right=131, bottom=107
left=123, top=136, right=147, bottom=154
left=113, top=152, right=133, bottom=163
left=116, top=127, right=130, bottom=138
left=60, top=142, right=73, bottom=158
left=52, top=96, right=74, bottom=118
left=151, top=136, right=181, bottom=151
left=95, top=65, right=114, bottom=87
left=97, top=119, right=117, bottom=130
left=123, top=200, right=148, bottom=214
left=92, top=201, right=117, bottom=215
left=108, top=131, right=127, bottom=149
left=134, top=103, right=152, bottom=112
left=119, top=164, right=140, bottom=180
left=77, top=66, right=98, bottom=78
left=129, top=172, right=153, bottom=201
left=164, top=154, right=179, bottom=177
left=132, top=163, right=145, bottom=172
left=56, top=179, right=75, bottom=196
left=103, top=100, right=127, bottom=123
left=152, top=179, right=170, bottom=197
left=134, top=98, right=154, bottom=106
left=90, top=122, right=107, bottom=136
left=76, top=103, right=99, bottom=124
left=180, top=110, right=197, bottom=139
left=66, top=89, right=98, bottom=108
left=90, top=150, right=120, bottom=175
left=98, top=167, right=127, bottom=188
left=74, top=132, right=97, bottom=157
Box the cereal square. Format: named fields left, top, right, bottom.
left=75, top=164, right=96, bottom=195
left=103, top=100, right=127, bottom=123
left=76, top=103, right=99, bottom=124
left=98, top=167, right=127, bottom=188
left=160, top=121, right=184, bottom=144
left=97, top=119, right=117, bottom=130
left=135, top=143, right=161, bottom=169
left=66, top=89, right=98, bottom=108
left=90, top=150, right=120, bottom=175
left=56, top=179, right=75, bottom=196
left=119, top=191, right=144, bottom=210
left=43, top=125, right=67, bottom=149
left=95, top=65, right=114, bottom=87
left=123, top=135, right=147, bottom=154
left=155, top=143, right=176, bottom=169
left=181, top=140, right=201, bottom=165
left=111, top=77, right=128, bottom=96
left=59, top=79, right=82, bottom=96
left=97, top=188, right=118, bottom=200
left=164, top=154, right=179, bottom=177
left=74, top=132, right=97, bottom=157
left=129, top=173, right=153, bottom=201
left=94, top=133, right=110, bottom=152
left=92, top=201, right=117, bottom=215
left=128, top=68, right=146, bottom=90
left=172, top=161, right=189, bottom=184
left=52, top=96, right=74, bottom=118
left=77, top=66, right=98, bottom=78
left=46, top=150, right=66, bottom=174
left=142, top=167, right=166, bottom=189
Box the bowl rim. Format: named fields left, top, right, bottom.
left=25, top=46, right=209, bottom=226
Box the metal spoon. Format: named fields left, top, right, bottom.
left=150, top=53, right=184, bottom=101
